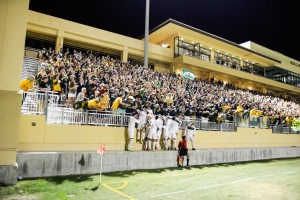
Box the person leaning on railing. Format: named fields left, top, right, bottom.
left=111, top=93, right=129, bottom=115
left=74, top=87, right=88, bottom=110
left=37, top=75, right=51, bottom=113
left=87, top=97, right=102, bottom=110
left=20, top=75, right=35, bottom=105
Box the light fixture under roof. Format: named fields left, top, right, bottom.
left=209, top=47, right=212, bottom=50
left=225, top=53, right=228, bottom=55
left=180, top=38, right=184, bottom=40
left=200, top=44, right=203, bottom=47
left=192, top=41, right=194, bottom=44
left=162, top=43, right=168, bottom=48
left=217, top=50, right=220, bottom=52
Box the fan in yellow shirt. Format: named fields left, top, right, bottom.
left=20, top=75, right=35, bottom=92
left=87, top=98, right=101, bottom=110
left=20, top=75, right=35, bottom=105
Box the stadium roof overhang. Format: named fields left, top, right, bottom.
left=140, top=19, right=281, bottom=66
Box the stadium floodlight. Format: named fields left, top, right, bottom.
left=144, top=0, right=150, bottom=67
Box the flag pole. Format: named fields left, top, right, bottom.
left=100, top=152, right=103, bottom=183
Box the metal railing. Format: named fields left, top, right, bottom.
left=271, top=125, right=300, bottom=134
left=21, top=91, right=299, bottom=133
left=47, top=107, right=130, bottom=127
left=235, top=114, right=270, bottom=129
left=21, top=90, right=59, bottom=115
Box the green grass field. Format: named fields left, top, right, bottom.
left=1, top=158, right=300, bottom=200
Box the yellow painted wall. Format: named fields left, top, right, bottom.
left=0, top=0, right=29, bottom=165
left=27, top=11, right=173, bottom=63
left=18, top=115, right=300, bottom=152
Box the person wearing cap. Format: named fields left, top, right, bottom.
left=20, top=75, right=35, bottom=105
left=125, top=96, right=136, bottom=114
left=177, top=135, right=190, bottom=167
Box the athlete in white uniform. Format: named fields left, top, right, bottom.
left=137, top=108, right=147, bottom=143
left=156, top=115, right=163, bottom=150
left=126, top=113, right=140, bottom=151
left=162, top=116, right=171, bottom=150
left=184, top=121, right=196, bottom=150
left=148, top=116, right=159, bottom=150
left=169, top=116, right=181, bottom=150
left=143, top=114, right=153, bottom=150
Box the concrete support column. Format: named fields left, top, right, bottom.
left=121, top=46, right=128, bottom=62
left=210, top=49, right=214, bottom=63
left=0, top=0, right=29, bottom=185
left=261, top=85, right=267, bottom=94
left=55, top=30, right=64, bottom=53
left=208, top=72, right=214, bottom=82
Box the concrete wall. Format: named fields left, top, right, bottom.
left=0, top=0, right=30, bottom=185
left=18, top=115, right=300, bottom=152
left=17, top=147, right=300, bottom=178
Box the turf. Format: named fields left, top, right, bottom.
left=1, top=158, right=300, bottom=200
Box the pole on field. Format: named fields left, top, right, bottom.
left=100, top=153, right=103, bottom=183
left=144, top=0, right=150, bottom=67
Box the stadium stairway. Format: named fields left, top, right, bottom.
left=21, top=56, right=38, bottom=80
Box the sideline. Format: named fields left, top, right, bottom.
left=102, top=181, right=136, bottom=200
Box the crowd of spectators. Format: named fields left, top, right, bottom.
left=32, top=47, right=300, bottom=126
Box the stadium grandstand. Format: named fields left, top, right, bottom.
left=1, top=1, right=300, bottom=185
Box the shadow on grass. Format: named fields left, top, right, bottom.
left=191, top=157, right=300, bottom=169
left=44, top=175, right=94, bottom=185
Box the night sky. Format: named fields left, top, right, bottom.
left=29, top=0, right=299, bottom=61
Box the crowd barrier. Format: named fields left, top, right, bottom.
left=20, top=92, right=298, bottom=133
left=272, top=125, right=300, bottom=134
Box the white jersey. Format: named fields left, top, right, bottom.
left=157, top=118, right=163, bottom=131
left=148, top=119, right=159, bottom=139
left=185, top=126, right=196, bottom=141
left=128, top=116, right=139, bottom=130
left=127, top=116, right=139, bottom=138
left=170, top=119, right=180, bottom=133
left=137, top=110, right=147, bottom=129
left=162, top=118, right=171, bottom=138
left=138, top=111, right=147, bottom=122
left=147, top=109, right=154, bottom=116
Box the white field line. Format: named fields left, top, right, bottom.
left=260, top=174, right=274, bottom=178
left=281, top=171, right=297, bottom=174
left=230, top=178, right=253, bottom=183
left=151, top=183, right=224, bottom=198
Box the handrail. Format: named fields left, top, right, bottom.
left=20, top=91, right=299, bottom=133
